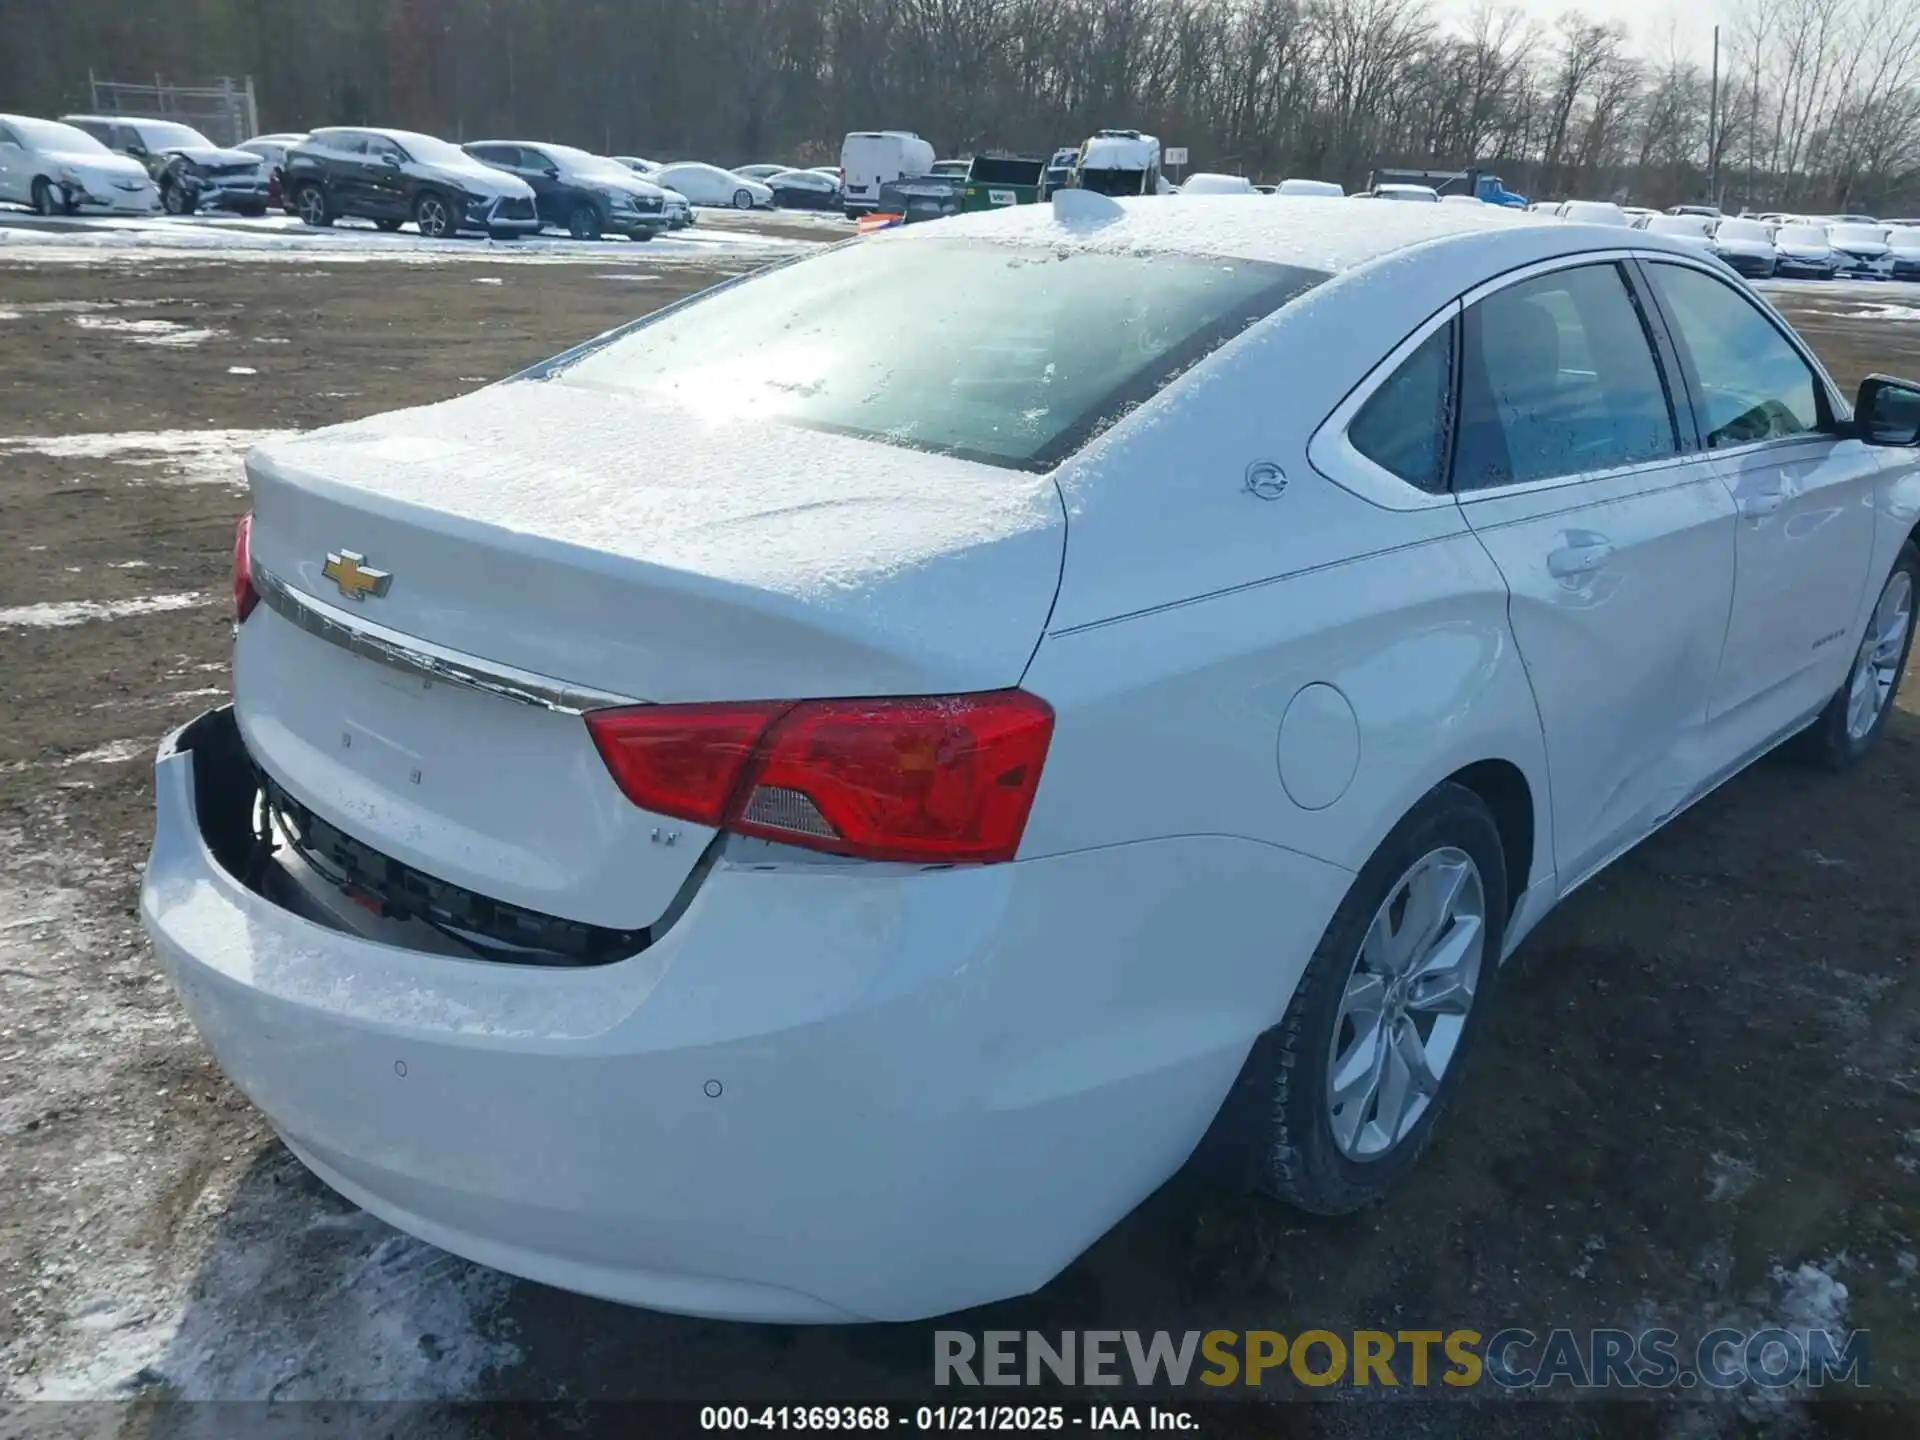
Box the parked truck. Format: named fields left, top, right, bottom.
left=840, top=130, right=936, bottom=217
left=1368, top=166, right=1528, bottom=208
left=1072, top=129, right=1173, bottom=197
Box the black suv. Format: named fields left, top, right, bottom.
left=281, top=127, right=540, bottom=239
left=463, top=141, right=669, bottom=240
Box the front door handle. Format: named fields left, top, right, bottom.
left=1547, top=536, right=1615, bottom=578
left=1738, top=491, right=1786, bottom=519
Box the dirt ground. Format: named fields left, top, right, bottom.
left=3, top=258, right=1920, bottom=1438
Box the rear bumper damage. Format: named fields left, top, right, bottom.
left=143, top=707, right=1350, bottom=1321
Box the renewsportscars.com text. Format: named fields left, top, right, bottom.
left=933, top=1328, right=1870, bottom=1391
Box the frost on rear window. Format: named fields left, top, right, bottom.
left=549, top=239, right=1326, bottom=470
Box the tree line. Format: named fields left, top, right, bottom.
left=6, top=0, right=1918, bottom=213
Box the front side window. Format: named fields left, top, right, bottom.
left=1644, top=262, right=1823, bottom=448
left=1456, top=263, right=1678, bottom=489
left=551, top=239, right=1327, bottom=470
left=1349, top=320, right=1455, bottom=492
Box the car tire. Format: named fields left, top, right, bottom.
left=1796, top=542, right=1917, bottom=770
left=1202, top=782, right=1508, bottom=1214
left=567, top=204, right=603, bottom=241
left=732, top=188, right=753, bottom=210
left=374, top=218, right=403, bottom=232
left=161, top=178, right=197, bottom=216
left=414, top=191, right=455, bottom=240
left=31, top=177, right=63, bottom=217
left=293, top=183, right=331, bottom=228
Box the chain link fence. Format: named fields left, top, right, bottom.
left=86, top=73, right=259, bottom=146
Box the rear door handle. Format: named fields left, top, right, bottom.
left=1547, top=536, right=1615, bottom=578
left=1738, top=491, right=1786, bottom=519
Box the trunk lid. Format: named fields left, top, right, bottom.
left=235, top=380, right=1064, bottom=936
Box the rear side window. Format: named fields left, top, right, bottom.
left=551, top=239, right=1328, bottom=471
left=1348, top=320, right=1455, bottom=492
left=1455, top=263, right=1678, bottom=489
left=1643, top=262, right=1823, bottom=447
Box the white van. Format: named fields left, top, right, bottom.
left=840, top=131, right=935, bottom=216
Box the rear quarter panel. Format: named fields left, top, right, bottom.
left=1021, top=235, right=1560, bottom=927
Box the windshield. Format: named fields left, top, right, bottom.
left=1779, top=225, right=1828, bottom=246
left=1716, top=220, right=1768, bottom=242
left=543, top=144, right=632, bottom=180
left=550, top=239, right=1326, bottom=470
left=1078, top=167, right=1150, bottom=197
left=387, top=131, right=474, bottom=167
left=137, top=121, right=215, bottom=149
left=12, top=117, right=110, bottom=154
left=1889, top=227, right=1920, bottom=247
left=1830, top=224, right=1886, bottom=245
left=1648, top=216, right=1708, bottom=236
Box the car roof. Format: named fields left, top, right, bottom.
left=882, top=194, right=1713, bottom=274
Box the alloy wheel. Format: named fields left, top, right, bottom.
left=296, top=186, right=327, bottom=226
left=163, top=180, right=188, bottom=215
left=418, top=196, right=451, bottom=238
left=1326, top=847, right=1486, bottom=1160
left=1846, top=569, right=1912, bottom=741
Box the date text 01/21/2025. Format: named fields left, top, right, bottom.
left=699, top=1405, right=1199, bottom=1432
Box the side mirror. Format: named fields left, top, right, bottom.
left=1857, top=374, right=1920, bottom=447
left=544, top=165, right=560, bottom=178
left=127, top=144, right=149, bottom=158
left=381, top=153, right=402, bottom=168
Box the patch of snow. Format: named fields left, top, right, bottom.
left=0, top=309, right=19, bottom=320
left=227, top=366, right=258, bottom=375
left=472, top=277, right=504, bottom=286
left=0, top=428, right=282, bottom=486
left=1843, top=304, right=1920, bottom=321
left=65, top=739, right=148, bottom=767
left=109, top=560, right=151, bottom=569
left=149, top=1152, right=521, bottom=1400
left=0, top=593, right=208, bottom=629
left=1706, top=1152, right=1759, bottom=1202
left=70, top=315, right=227, bottom=347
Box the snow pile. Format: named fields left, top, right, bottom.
left=1843, top=304, right=1920, bottom=321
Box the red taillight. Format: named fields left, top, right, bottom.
left=584, top=690, right=1054, bottom=864
left=233, top=513, right=260, bottom=623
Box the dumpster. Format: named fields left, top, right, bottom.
left=961, top=155, right=1046, bottom=212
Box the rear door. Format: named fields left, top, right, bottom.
left=1453, top=257, right=1738, bottom=889
left=0, top=123, right=20, bottom=203
left=362, top=135, right=411, bottom=219
left=1637, top=259, right=1878, bottom=768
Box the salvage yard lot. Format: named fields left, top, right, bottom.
left=3, top=254, right=1920, bottom=1432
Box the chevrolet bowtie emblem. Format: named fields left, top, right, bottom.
left=322, top=550, right=392, bottom=601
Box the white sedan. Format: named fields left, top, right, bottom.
left=144, top=195, right=1920, bottom=1323
left=650, top=161, right=772, bottom=210
left=0, top=113, right=157, bottom=214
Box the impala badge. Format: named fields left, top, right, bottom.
left=322, top=550, right=392, bottom=601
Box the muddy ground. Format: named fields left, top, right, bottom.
left=2, top=259, right=1920, bottom=1438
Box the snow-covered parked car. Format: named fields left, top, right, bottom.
left=1774, top=223, right=1841, bottom=278
left=1371, top=182, right=1439, bottom=202
left=1276, top=178, right=1344, bottom=197
left=1709, top=217, right=1778, bottom=278
left=1828, top=223, right=1894, bottom=279
left=0, top=113, right=158, bottom=215
left=146, top=194, right=1920, bottom=1324
left=1889, top=225, right=1920, bottom=280
left=651, top=162, right=772, bottom=210
left=1636, top=213, right=1714, bottom=251
left=1179, top=172, right=1254, bottom=195
left=62, top=114, right=271, bottom=215
left=1556, top=199, right=1630, bottom=226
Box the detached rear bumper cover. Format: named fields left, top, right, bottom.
left=142, top=707, right=1349, bottom=1321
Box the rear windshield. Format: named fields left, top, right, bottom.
left=1780, top=226, right=1828, bottom=245
left=1716, top=220, right=1768, bottom=241
left=1830, top=224, right=1886, bottom=244
left=549, top=239, right=1325, bottom=470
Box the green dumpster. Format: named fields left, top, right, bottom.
left=960, top=155, right=1046, bottom=212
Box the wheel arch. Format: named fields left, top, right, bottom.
left=1439, top=758, right=1536, bottom=921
